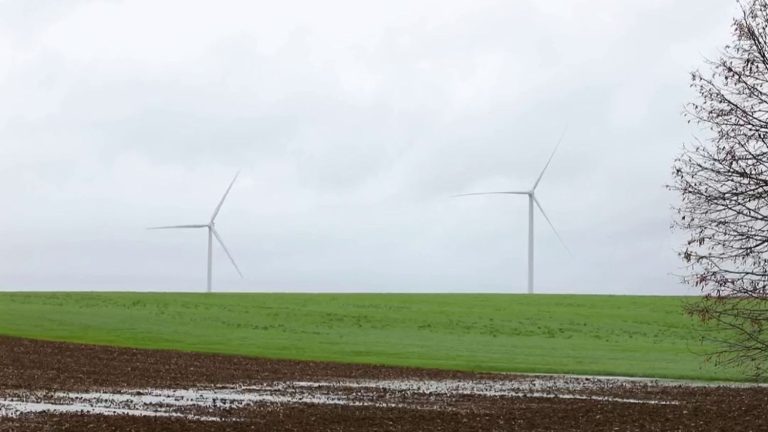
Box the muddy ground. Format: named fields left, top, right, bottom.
left=0, top=336, right=766, bottom=431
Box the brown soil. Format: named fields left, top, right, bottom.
left=0, top=336, right=766, bottom=431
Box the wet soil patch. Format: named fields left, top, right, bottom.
left=0, top=336, right=766, bottom=431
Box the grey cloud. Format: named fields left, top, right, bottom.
left=0, top=0, right=739, bottom=294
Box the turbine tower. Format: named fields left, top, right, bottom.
left=455, top=136, right=569, bottom=294
left=148, top=172, right=244, bottom=293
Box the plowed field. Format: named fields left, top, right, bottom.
left=0, top=337, right=765, bottom=431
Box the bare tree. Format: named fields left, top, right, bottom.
left=672, top=0, right=768, bottom=377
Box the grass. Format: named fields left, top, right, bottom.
left=0, top=292, right=745, bottom=381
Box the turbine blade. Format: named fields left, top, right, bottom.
left=212, top=228, right=244, bottom=278
left=533, top=196, right=571, bottom=255
left=147, top=224, right=207, bottom=230
left=532, top=127, right=567, bottom=190
left=210, top=171, right=240, bottom=223
left=452, top=191, right=529, bottom=198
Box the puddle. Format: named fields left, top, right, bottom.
left=0, top=400, right=219, bottom=420
left=0, top=377, right=680, bottom=419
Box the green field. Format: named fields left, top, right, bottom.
left=0, top=292, right=744, bottom=381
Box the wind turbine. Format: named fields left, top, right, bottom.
left=455, top=136, right=569, bottom=294
left=148, top=172, right=244, bottom=293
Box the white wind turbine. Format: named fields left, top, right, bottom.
left=148, top=172, right=244, bottom=293
left=455, top=136, right=569, bottom=294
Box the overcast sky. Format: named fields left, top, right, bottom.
left=0, top=0, right=738, bottom=294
